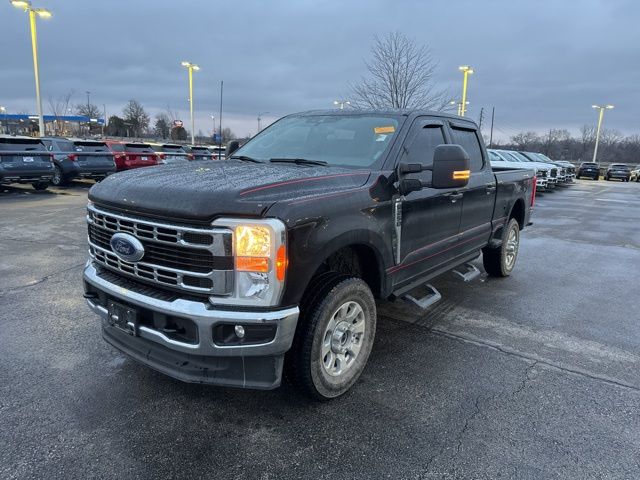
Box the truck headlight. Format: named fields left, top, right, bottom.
left=210, top=218, right=287, bottom=307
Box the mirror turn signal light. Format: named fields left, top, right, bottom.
left=452, top=170, right=471, bottom=180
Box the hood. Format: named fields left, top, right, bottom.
left=88, top=161, right=371, bottom=224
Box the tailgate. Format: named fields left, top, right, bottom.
left=0, top=150, right=53, bottom=175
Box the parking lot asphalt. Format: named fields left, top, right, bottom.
left=1, top=179, right=639, bottom=480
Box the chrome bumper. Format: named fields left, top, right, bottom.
left=83, top=261, right=299, bottom=358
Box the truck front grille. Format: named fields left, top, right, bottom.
left=87, top=204, right=233, bottom=296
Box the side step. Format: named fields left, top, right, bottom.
left=402, top=283, right=442, bottom=310
left=452, top=263, right=481, bottom=282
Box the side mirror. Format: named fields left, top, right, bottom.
left=431, top=144, right=471, bottom=189
left=226, top=140, right=240, bottom=157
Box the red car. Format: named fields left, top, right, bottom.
left=105, top=141, right=159, bottom=171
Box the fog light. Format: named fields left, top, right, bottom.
left=234, top=325, right=245, bottom=338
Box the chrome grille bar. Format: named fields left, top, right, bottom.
left=86, top=204, right=233, bottom=296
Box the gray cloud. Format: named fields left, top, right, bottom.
left=1, top=0, right=638, bottom=139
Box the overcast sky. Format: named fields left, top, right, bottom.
left=1, top=0, right=638, bottom=141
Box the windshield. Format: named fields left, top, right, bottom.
left=108, top=143, right=125, bottom=152
left=0, top=139, right=46, bottom=151
left=581, top=163, right=597, bottom=167
left=74, top=142, right=109, bottom=152
left=514, top=152, right=537, bottom=162
left=488, top=151, right=502, bottom=162
left=234, top=114, right=401, bottom=167
left=611, top=164, right=628, bottom=169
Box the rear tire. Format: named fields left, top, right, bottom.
left=285, top=274, right=376, bottom=400
left=32, top=182, right=49, bottom=191
left=51, top=165, right=67, bottom=186
left=482, top=218, right=520, bottom=277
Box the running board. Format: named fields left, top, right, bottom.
left=452, top=263, right=481, bottom=282
left=402, top=284, right=442, bottom=310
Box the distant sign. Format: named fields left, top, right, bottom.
left=212, top=133, right=222, bottom=143
left=173, top=120, right=183, bottom=128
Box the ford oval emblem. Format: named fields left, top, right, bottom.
left=109, top=232, right=145, bottom=263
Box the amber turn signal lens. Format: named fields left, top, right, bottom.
left=452, top=170, right=471, bottom=180
left=275, top=245, right=288, bottom=281
left=236, top=256, right=269, bottom=273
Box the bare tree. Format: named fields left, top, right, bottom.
left=123, top=99, right=150, bottom=137
left=510, top=131, right=540, bottom=151
left=48, top=90, right=75, bottom=135
left=350, top=32, right=449, bottom=110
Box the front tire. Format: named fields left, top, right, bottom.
left=482, top=218, right=520, bottom=277
left=285, top=275, right=377, bottom=400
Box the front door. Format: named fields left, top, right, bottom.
left=391, top=118, right=463, bottom=286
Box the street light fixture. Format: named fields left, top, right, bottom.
left=11, top=0, right=51, bottom=137
left=450, top=100, right=469, bottom=117
left=257, top=112, right=269, bottom=132
left=333, top=100, right=351, bottom=110
left=458, top=65, right=474, bottom=117
left=591, top=104, right=614, bottom=163
left=181, top=61, right=199, bottom=144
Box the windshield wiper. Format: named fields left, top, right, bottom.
left=269, top=157, right=328, bottom=166
left=230, top=155, right=262, bottom=163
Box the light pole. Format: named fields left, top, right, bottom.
left=333, top=100, right=351, bottom=110
left=11, top=0, right=51, bottom=137
left=0, top=106, right=6, bottom=134
left=591, top=104, right=614, bottom=163
left=210, top=115, right=215, bottom=139
left=458, top=65, right=474, bottom=117
left=257, top=112, right=269, bottom=132
left=181, top=61, right=200, bottom=144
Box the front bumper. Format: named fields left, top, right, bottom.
left=83, top=261, right=299, bottom=389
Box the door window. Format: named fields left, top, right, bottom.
left=404, top=125, right=446, bottom=181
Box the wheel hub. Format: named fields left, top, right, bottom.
left=331, top=322, right=353, bottom=354
left=321, top=301, right=366, bottom=377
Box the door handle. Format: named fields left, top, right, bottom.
left=485, top=184, right=497, bottom=194
left=446, top=192, right=463, bottom=203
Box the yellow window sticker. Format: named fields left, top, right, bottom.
left=374, top=126, right=395, bottom=134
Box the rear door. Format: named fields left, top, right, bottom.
left=448, top=122, right=495, bottom=256
left=392, top=117, right=463, bottom=285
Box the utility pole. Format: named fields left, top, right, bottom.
left=489, top=107, right=495, bottom=148
left=257, top=112, right=269, bottom=132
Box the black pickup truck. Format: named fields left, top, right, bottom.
left=83, top=110, right=535, bottom=399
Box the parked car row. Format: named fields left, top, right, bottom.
left=488, top=149, right=575, bottom=192
left=0, top=135, right=226, bottom=190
